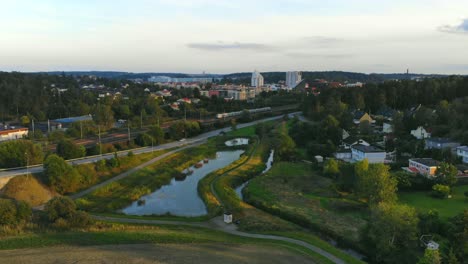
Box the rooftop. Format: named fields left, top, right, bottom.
left=53, top=115, right=93, bottom=124
left=410, top=158, right=441, bottom=167
left=352, top=144, right=385, bottom=153
left=457, top=146, right=468, bottom=152
left=426, top=137, right=457, bottom=144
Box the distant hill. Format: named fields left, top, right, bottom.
left=223, top=71, right=450, bottom=84
left=37, top=70, right=451, bottom=83
left=39, top=71, right=224, bottom=80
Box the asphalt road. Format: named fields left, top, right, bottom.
left=0, top=113, right=300, bottom=179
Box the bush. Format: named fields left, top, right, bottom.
left=44, top=197, right=92, bottom=229
left=56, top=139, right=86, bottom=160
left=45, top=197, right=76, bottom=222
left=0, top=198, right=31, bottom=227
left=431, top=184, right=450, bottom=199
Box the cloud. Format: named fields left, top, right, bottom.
left=285, top=52, right=352, bottom=59
left=300, top=36, right=345, bottom=47
left=187, top=41, right=272, bottom=51
left=439, top=19, right=468, bottom=34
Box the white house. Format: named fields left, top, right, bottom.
left=411, top=126, right=431, bottom=139
left=0, top=126, right=29, bottom=142
left=382, top=123, right=393, bottom=134
left=351, top=144, right=386, bottom=163
left=334, top=149, right=352, bottom=161
left=457, top=146, right=468, bottom=164
left=406, top=158, right=440, bottom=177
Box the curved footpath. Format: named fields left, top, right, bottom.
left=92, top=215, right=346, bottom=264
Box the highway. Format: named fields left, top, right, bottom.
left=0, top=113, right=300, bottom=179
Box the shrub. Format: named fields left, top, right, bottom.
left=431, top=184, right=450, bottom=199
left=0, top=198, right=31, bottom=227
left=44, top=197, right=92, bottom=228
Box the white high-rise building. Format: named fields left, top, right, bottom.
left=286, top=71, right=302, bottom=89
left=251, top=70, right=264, bottom=88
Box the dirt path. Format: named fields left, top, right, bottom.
left=0, top=243, right=314, bottom=264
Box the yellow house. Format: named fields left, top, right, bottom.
left=354, top=112, right=374, bottom=124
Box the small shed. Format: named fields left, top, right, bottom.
left=224, top=212, right=233, bottom=224
left=314, top=155, right=324, bottom=163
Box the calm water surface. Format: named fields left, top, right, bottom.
left=235, top=150, right=274, bottom=199
left=122, top=150, right=244, bottom=217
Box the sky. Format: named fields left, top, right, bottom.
left=1, top=0, right=468, bottom=74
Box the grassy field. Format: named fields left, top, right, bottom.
left=76, top=143, right=217, bottom=213
left=0, top=223, right=330, bottom=263
left=227, top=125, right=257, bottom=137
left=399, top=185, right=468, bottom=219
left=0, top=244, right=317, bottom=264
left=244, top=162, right=368, bottom=246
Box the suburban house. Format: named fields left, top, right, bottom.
left=425, top=138, right=460, bottom=150
left=406, top=158, right=440, bottom=177
left=353, top=111, right=374, bottom=125
left=411, top=126, right=431, bottom=140
left=456, top=146, right=468, bottom=164
left=0, top=126, right=29, bottom=142
left=334, top=148, right=352, bottom=161
left=342, top=138, right=370, bottom=149
left=351, top=144, right=386, bottom=163
left=382, top=123, right=393, bottom=134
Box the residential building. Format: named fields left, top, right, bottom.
left=425, top=138, right=460, bottom=150
left=0, top=126, right=29, bottom=142
left=353, top=111, right=374, bottom=125
left=406, top=158, right=440, bottom=177
left=351, top=144, right=386, bottom=163
left=286, top=71, right=302, bottom=89
left=456, top=146, right=468, bottom=164
left=251, top=71, right=264, bottom=88
left=382, top=123, right=393, bottom=134
left=334, top=148, right=352, bottom=161
left=411, top=126, right=431, bottom=140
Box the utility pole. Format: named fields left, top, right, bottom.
left=140, top=110, right=143, bottom=128
left=80, top=121, right=83, bottom=139
left=127, top=121, right=131, bottom=143
left=25, top=152, right=29, bottom=178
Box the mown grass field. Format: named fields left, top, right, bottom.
left=399, top=185, right=468, bottom=219
left=244, top=162, right=368, bottom=245
left=0, top=223, right=331, bottom=264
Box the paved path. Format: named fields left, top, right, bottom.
left=92, top=215, right=346, bottom=264
left=0, top=113, right=300, bottom=178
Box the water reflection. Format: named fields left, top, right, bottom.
left=122, top=150, right=244, bottom=217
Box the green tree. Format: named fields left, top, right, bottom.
left=20, top=115, right=30, bottom=127
left=0, top=140, right=43, bottom=168
left=365, top=202, right=419, bottom=263
left=44, top=154, right=81, bottom=194
left=435, top=162, right=458, bottom=187
left=149, top=125, right=164, bottom=144
left=356, top=161, right=398, bottom=204
left=56, top=139, right=86, bottom=160
left=446, top=248, right=459, bottom=264
left=431, top=184, right=450, bottom=199
left=135, top=133, right=153, bottom=147
left=230, top=118, right=237, bottom=131
left=417, top=249, right=441, bottom=264
left=323, top=158, right=340, bottom=177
